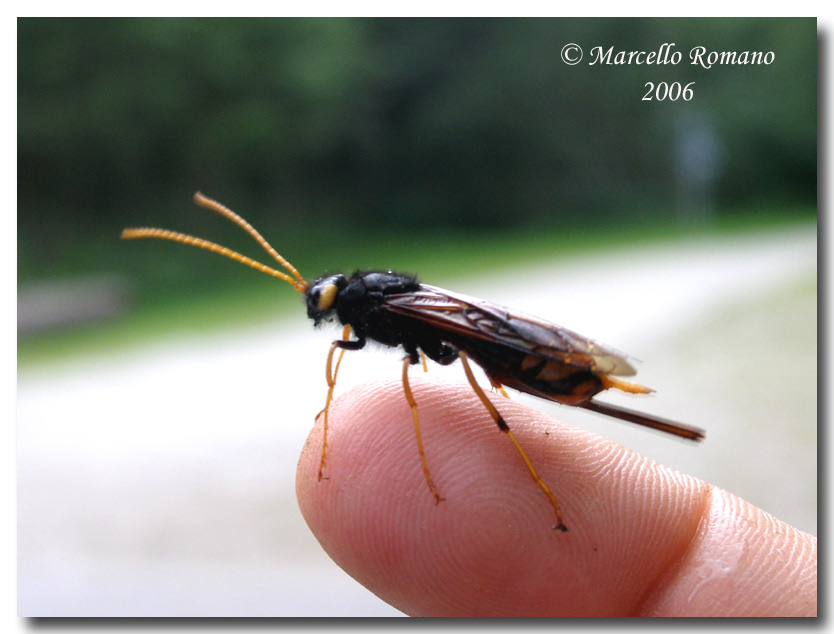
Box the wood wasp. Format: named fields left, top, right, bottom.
left=123, top=193, right=705, bottom=531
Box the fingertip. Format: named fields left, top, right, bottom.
left=640, top=487, right=817, bottom=616
left=296, top=378, right=711, bottom=616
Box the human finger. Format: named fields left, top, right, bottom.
left=296, top=379, right=816, bottom=616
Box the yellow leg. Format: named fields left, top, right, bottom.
left=401, top=357, right=444, bottom=504
left=491, top=381, right=510, bottom=399
left=319, top=325, right=351, bottom=481
left=459, top=353, right=567, bottom=531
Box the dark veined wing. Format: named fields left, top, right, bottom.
left=382, top=284, right=638, bottom=377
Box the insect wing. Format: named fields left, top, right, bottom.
left=383, top=284, right=637, bottom=377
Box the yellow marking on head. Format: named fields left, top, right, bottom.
left=317, top=283, right=339, bottom=312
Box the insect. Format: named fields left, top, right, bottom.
left=123, top=193, right=705, bottom=531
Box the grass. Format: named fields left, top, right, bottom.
left=17, top=206, right=815, bottom=370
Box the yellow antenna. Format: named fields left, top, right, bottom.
left=121, top=193, right=310, bottom=293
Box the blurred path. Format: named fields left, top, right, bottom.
left=18, top=224, right=816, bottom=616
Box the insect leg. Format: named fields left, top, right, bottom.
left=458, top=352, right=568, bottom=531
left=319, top=325, right=351, bottom=481
left=401, top=357, right=444, bottom=504
left=490, top=380, right=511, bottom=399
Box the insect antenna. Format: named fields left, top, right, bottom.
left=192, top=192, right=307, bottom=286
left=121, top=193, right=309, bottom=293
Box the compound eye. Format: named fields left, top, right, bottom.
left=317, top=283, right=339, bottom=312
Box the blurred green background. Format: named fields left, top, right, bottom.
left=18, top=17, right=816, bottom=360
left=16, top=18, right=817, bottom=616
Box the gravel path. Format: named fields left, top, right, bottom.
left=18, top=224, right=816, bottom=616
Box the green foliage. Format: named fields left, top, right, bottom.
left=18, top=17, right=816, bottom=287
left=17, top=205, right=814, bottom=369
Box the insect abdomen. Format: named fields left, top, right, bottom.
left=450, top=339, right=605, bottom=405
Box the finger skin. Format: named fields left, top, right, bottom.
left=296, top=379, right=817, bottom=617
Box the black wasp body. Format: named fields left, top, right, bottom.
left=307, top=271, right=458, bottom=366
left=305, top=269, right=684, bottom=418
left=123, top=193, right=705, bottom=531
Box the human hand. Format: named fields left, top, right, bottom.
left=296, top=379, right=817, bottom=617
